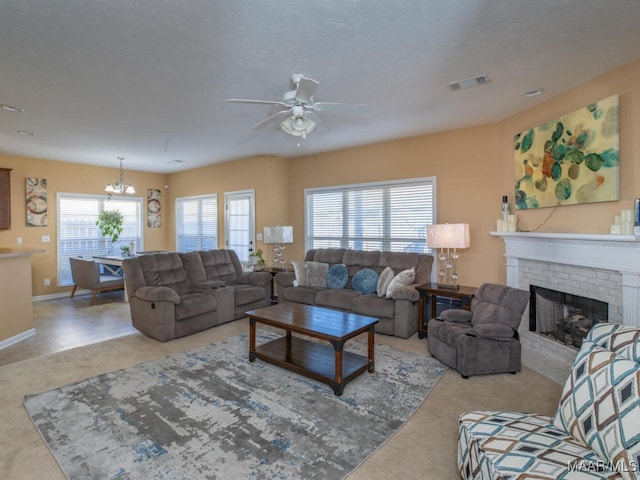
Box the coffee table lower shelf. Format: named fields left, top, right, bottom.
left=251, top=336, right=371, bottom=396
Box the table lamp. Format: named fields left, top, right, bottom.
left=426, top=223, right=470, bottom=290
left=263, top=226, right=293, bottom=269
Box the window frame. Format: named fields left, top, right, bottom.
left=304, top=176, right=436, bottom=253
left=57, top=193, right=143, bottom=286
left=175, top=193, right=219, bottom=253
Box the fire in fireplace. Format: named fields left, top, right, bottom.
left=529, top=285, right=608, bottom=349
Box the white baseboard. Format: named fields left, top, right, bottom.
left=0, top=328, right=36, bottom=351
left=33, top=291, right=83, bottom=302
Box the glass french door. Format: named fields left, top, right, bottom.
left=224, top=189, right=255, bottom=262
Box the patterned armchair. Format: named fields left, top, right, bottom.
left=458, top=323, right=640, bottom=480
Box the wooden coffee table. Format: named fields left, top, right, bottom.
left=246, top=303, right=379, bottom=396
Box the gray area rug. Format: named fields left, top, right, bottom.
left=24, top=332, right=446, bottom=479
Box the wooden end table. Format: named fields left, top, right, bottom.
left=416, top=283, right=476, bottom=339
left=247, top=303, right=378, bottom=396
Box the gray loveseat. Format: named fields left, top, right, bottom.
left=274, top=248, right=434, bottom=338
left=122, top=249, right=272, bottom=341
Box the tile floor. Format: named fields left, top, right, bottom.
left=0, top=290, right=136, bottom=367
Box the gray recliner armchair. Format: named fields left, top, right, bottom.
left=427, top=283, right=529, bottom=378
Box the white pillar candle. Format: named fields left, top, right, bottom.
left=610, top=224, right=622, bottom=234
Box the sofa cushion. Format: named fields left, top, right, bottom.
left=281, top=285, right=320, bottom=305
left=553, top=341, right=640, bottom=480
left=316, top=288, right=359, bottom=311
left=174, top=292, right=218, bottom=321
left=197, top=249, right=241, bottom=284
left=352, top=268, right=378, bottom=294
left=306, top=261, right=329, bottom=287
left=386, top=267, right=415, bottom=299
left=377, top=266, right=394, bottom=297
left=137, top=252, right=192, bottom=295
left=291, top=260, right=307, bottom=286
left=326, top=264, right=348, bottom=289
left=352, top=294, right=394, bottom=319
left=232, top=284, right=267, bottom=306
left=470, top=283, right=529, bottom=331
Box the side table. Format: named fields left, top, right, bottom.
left=416, top=283, right=476, bottom=339
left=259, top=266, right=292, bottom=304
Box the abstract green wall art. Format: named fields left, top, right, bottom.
left=513, top=94, right=619, bottom=210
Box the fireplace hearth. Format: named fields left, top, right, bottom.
left=530, top=285, right=608, bottom=349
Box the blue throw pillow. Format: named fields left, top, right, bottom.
left=326, top=264, right=348, bottom=289
left=351, top=268, right=378, bottom=294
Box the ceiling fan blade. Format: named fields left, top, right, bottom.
left=313, top=102, right=370, bottom=113
left=252, top=109, right=291, bottom=129
left=306, top=111, right=329, bottom=133
left=226, top=98, right=287, bottom=107
left=294, top=77, right=319, bottom=103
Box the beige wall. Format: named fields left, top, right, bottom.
left=0, top=154, right=168, bottom=296
left=1, top=58, right=638, bottom=297
left=167, top=155, right=291, bottom=255
left=287, top=59, right=640, bottom=286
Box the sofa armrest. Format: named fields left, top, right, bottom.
left=440, top=309, right=472, bottom=323
left=132, top=286, right=180, bottom=304
left=275, top=271, right=296, bottom=288
left=389, top=285, right=419, bottom=302
left=471, top=323, right=516, bottom=341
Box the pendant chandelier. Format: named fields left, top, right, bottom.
left=105, top=157, right=135, bottom=195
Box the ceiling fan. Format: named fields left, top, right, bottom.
left=226, top=73, right=369, bottom=138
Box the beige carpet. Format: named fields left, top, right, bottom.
left=2, top=319, right=562, bottom=479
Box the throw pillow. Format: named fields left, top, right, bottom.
left=351, top=268, right=379, bottom=294
left=553, top=341, right=640, bottom=480
left=326, top=264, right=348, bottom=289
left=386, top=267, right=416, bottom=299
left=291, top=260, right=307, bottom=287
left=306, top=261, right=329, bottom=287
left=377, top=266, right=394, bottom=297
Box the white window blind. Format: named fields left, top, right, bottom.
left=305, top=177, right=435, bottom=252
left=176, top=194, right=218, bottom=252
left=57, top=193, right=143, bottom=286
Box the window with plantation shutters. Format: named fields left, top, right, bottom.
left=175, top=194, right=218, bottom=252
left=57, top=193, right=143, bottom=286
left=305, top=177, right=435, bottom=253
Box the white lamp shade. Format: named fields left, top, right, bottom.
left=426, top=223, right=470, bottom=249
left=263, top=226, right=293, bottom=244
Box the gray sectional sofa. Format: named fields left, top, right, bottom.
left=122, top=249, right=272, bottom=341
left=274, top=248, right=434, bottom=338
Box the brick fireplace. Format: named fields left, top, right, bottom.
left=492, top=231, right=640, bottom=383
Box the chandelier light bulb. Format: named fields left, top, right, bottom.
left=105, top=157, right=135, bottom=196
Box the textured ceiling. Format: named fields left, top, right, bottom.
left=1, top=0, right=640, bottom=174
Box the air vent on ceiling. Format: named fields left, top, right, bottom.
left=448, top=75, right=490, bottom=91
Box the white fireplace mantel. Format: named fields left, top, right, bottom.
left=491, top=231, right=640, bottom=327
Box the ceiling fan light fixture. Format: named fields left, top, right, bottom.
left=280, top=115, right=315, bottom=138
